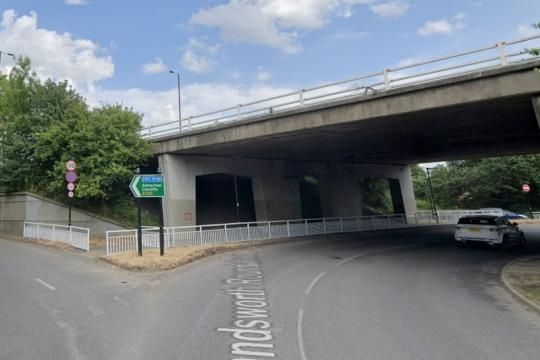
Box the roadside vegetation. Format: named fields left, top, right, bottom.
left=412, top=156, right=540, bottom=213
left=0, top=58, right=156, bottom=226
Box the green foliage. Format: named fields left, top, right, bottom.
left=359, top=177, right=393, bottom=214
left=34, top=104, right=151, bottom=202
left=0, top=58, right=152, bottom=225
left=526, top=22, right=540, bottom=57
left=412, top=156, right=540, bottom=213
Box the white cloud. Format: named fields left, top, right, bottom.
left=181, top=38, right=220, bottom=74
left=0, top=10, right=113, bottom=86
left=518, top=24, right=538, bottom=37
left=142, top=57, right=167, bottom=74
left=189, top=0, right=376, bottom=54
left=84, top=82, right=293, bottom=127
left=256, top=67, right=273, bottom=81
left=65, top=0, right=90, bottom=5
left=370, top=1, right=410, bottom=17
left=417, top=14, right=466, bottom=36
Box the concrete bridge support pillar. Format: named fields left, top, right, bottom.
left=158, top=154, right=197, bottom=227
left=252, top=176, right=302, bottom=221
left=319, top=176, right=363, bottom=218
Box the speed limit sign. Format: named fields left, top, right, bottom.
left=522, top=184, right=531, bottom=193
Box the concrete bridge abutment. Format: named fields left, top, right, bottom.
left=158, top=154, right=417, bottom=227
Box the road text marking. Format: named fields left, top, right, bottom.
left=217, top=254, right=276, bottom=359
left=298, top=309, right=308, bottom=360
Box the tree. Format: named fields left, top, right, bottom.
left=0, top=58, right=153, bottom=225
left=414, top=156, right=540, bottom=213
left=0, top=57, right=64, bottom=192
left=34, top=104, right=151, bottom=203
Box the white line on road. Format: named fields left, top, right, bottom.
left=297, top=309, right=308, bottom=360
left=305, top=272, right=325, bottom=295
left=335, top=244, right=423, bottom=266
left=35, top=278, right=56, bottom=291
left=113, top=296, right=129, bottom=307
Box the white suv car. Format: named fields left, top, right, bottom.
left=455, top=215, right=527, bottom=249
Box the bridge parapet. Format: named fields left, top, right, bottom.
left=142, top=34, right=540, bottom=141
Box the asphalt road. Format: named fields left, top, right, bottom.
left=1, top=226, right=539, bottom=360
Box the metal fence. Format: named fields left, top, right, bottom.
left=106, top=214, right=409, bottom=255
left=141, top=34, right=540, bottom=140
left=23, top=222, right=90, bottom=251
left=415, top=209, right=504, bottom=225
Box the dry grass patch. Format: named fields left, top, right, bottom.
left=101, top=241, right=268, bottom=271
left=35, top=239, right=73, bottom=251
left=505, top=256, right=540, bottom=307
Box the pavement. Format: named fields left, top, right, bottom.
left=1, top=225, right=539, bottom=360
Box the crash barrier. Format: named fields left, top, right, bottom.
left=23, top=222, right=90, bottom=251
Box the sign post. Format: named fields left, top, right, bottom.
left=65, top=160, right=78, bottom=227
left=522, top=183, right=532, bottom=216
left=130, top=174, right=165, bottom=256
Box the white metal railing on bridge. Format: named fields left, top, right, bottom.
left=106, top=214, right=409, bottom=255
left=415, top=209, right=504, bottom=225
left=141, top=34, right=540, bottom=140
left=23, top=222, right=90, bottom=251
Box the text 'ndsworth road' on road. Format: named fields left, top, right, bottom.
left=217, top=253, right=276, bottom=359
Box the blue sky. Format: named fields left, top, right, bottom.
left=1, top=0, right=539, bottom=126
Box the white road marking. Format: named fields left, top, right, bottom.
left=113, top=296, right=129, bottom=307
left=35, top=278, right=56, bottom=291
left=297, top=309, right=308, bottom=360
left=335, top=244, right=423, bottom=266
left=305, top=272, right=325, bottom=295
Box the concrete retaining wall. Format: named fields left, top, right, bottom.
left=0, top=192, right=126, bottom=237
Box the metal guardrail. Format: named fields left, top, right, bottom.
left=106, top=214, right=409, bottom=255
left=415, top=210, right=504, bottom=225
left=141, top=34, right=540, bottom=140
left=23, top=222, right=90, bottom=251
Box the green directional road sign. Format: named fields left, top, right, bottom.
left=130, top=174, right=165, bottom=198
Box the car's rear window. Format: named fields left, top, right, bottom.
left=458, top=217, right=497, bottom=225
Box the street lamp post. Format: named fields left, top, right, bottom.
left=0, top=51, right=16, bottom=66
left=169, top=70, right=182, bottom=132
left=425, top=167, right=439, bottom=224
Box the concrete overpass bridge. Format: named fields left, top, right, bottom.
left=146, top=35, right=540, bottom=227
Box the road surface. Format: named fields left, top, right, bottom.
left=1, top=226, right=539, bottom=360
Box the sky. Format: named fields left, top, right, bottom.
left=0, top=0, right=539, bottom=128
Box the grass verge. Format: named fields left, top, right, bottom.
left=101, top=241, right=273, bottom=271
left=504, top=256, right=540, bottom=307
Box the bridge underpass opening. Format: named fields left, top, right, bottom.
left=196, top=174, right=256, bottom=225
left=358, top=177, right=406, bottom=216
left=299, top=176, right=323, bottom=219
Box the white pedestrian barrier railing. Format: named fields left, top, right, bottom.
left=23, top=222, right=90, bottom=251
left=106, top=214, right=409, bottom=255
left=141, top=34, right=540, bottom=140
left=415, top=209, right=504, bottom=225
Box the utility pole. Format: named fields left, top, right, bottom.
left=169, top=70, right=182, bottom=132
left=425, top=167, right=439, bottom=224
left=0, top=51, right=16, bottom=68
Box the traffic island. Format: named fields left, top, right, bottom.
left=100, top=242, right=273, bottom=271
left=501, top=256, right=540, bottom=312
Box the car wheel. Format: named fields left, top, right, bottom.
left=500, top=235, right=510, bottom=251
left=517, top=232, right=527, bottom=248
left=457, top=241, right=467, bottom=248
